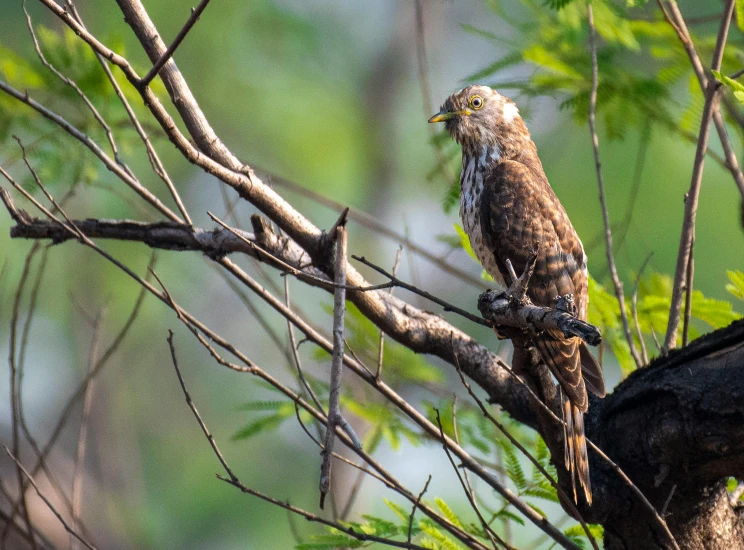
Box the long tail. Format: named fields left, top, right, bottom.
left=562, top=393, right=592, bottom=505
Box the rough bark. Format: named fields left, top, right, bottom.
left=582, top=319, right=744, bottom=548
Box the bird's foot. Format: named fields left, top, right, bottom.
left=554, top=293, right=577, bottom=316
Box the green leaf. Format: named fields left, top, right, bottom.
left=564, top=523, right=604, bottom=539
left=419, top=519, right=464, bottom=550
left=384, top=498, right=411, bottom=524
left=493, top=508, right=525, bottom=526
left=499, top=441, right=527, bottom=492
left=295, top=534, right=363, bottom=549
left=231, top=414, right=288, bottom=440
left=737, top=0, right=744, bottom=32
left=454, top=224, right=477, bottom=261
left=712, top=70, right=744, bottom=94
left=524, top=486, right=559, bottom=502
left=543, top=0, right=576, bottom=9
left=435, top=498, right=463, bottom=529
left=727, top=270, right=744, bottom=301
left=359, top=515, right=400, bottom=537
left=465, top=52, right=523, bottom=82
left=523, top=45, right=583, bottom=79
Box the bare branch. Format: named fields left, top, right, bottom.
left=0, top=79, right=181, bottom=222
left=6, top=242, right=39, bottom=550
left=632, top=253, right=653, bottom=366
left=682, top=237, right=694, bottom=347
left=71, top=308, right=104, bottom=550
left=320, top=224, right=348, bottom=509
left=407, top=475, right=431, bottom=545
left=5, top=448, right=97, bottom=550
left=62, top=1, right=192, bottom=225
left=22, top=0, right=130, bottom=175
left=587, top=4, right=642, bottom=369
left=435, top=409, right=512, bottom=550
left=139, top=0, right=213, bottom=88
left=658, top=0, right=744, bottom=203
left=662, top=0, right=735, bottom=352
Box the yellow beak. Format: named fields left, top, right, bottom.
left=428, top=109, right=471, bottom=123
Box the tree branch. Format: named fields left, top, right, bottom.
left=138, top=0, right=213, bottom=88
left=587, top=4, right=642, bottom=368
left=662, top=0, right=735, bottom=353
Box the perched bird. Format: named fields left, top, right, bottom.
left=429, top=85, right=605, bottom=504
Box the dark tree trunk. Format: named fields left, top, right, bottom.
left=541, top=320, right=744, bottom=548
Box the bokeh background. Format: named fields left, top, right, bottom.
left=0, top=0, right=742, bottom=548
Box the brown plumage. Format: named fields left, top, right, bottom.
left=430, top=85, right=606, bottom=504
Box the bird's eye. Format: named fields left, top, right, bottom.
left=470, top=95, right=484, bottom=110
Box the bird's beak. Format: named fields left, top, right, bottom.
left=428, top=109, right=471, bottom=123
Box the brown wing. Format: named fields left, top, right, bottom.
left=480, top=159, right=598, bottom=503
left=479, top=159, right=589, bottom=410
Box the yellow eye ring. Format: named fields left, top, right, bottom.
left=469, top=95, right=484, bottom=110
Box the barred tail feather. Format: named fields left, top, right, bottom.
left=562, top=393, right=592, bottom=505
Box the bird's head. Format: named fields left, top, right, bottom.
left=428, top=85, right=521, bottom=149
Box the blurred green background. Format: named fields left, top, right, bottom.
left=0, top=0, right=742, bottom=548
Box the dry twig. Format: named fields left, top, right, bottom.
left=587, top=4, right=642, bottom=368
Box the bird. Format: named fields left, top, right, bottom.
left=429, top=85, right=606, bottom=505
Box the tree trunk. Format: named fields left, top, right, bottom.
left=556, top=319, right=744, bottom=548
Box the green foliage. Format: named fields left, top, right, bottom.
left=343, top=398, right=421, bottom=450
left=499, top=440, right=528, bottom=492
left=232, top=400, right=307, bottom=441
left=434, top=498, right=464, bottom=529
left=327, top=302, right=445, bottom=387
left=419, top=519, right=465, bottom=550
left=295, top=533, right=363, bottom=549
left=712, top=70, right=744, bottom=104
left=588, top=272, right=741, bottom=373
left=564, top=523, right=605, bottom=549
left=727, top=270, right=744, bottom=301
left=0, top=24, right=166, bottom=194
left=543, top=0, right=577, bottom=10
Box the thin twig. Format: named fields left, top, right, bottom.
left=587, top=4, right=642, bottom=369
left=283, top=278, right=325, bottom=413
left=6, top=243, right=39, bottom=550
left=435, top=409, right=510, bottom=550
left=0, top=81, right=181, bottom=222
left=658, top=0, right=744, bottom=203
left=22, top=0, right=130, bottom=175
left=139, top=0, right=213, bottom=87
left=632, top=253, right=654, bottom=366
left=62, top=1, right=192, bottom=224
left=377, top=246, right=403, bottom=380
left=269, top=175, right=482, bottom=287
left=71, top=308, right=104, bottom=550
left=682, top=237, right=694, bottom=347
left=5, top=448, right=97, bottom=550
left=407, top=475, right=432, bottom=544
left=166, top=331, right=237, bottom=481
left=320, top=224, right=348, bottom=509
left=219, top=476, right=429, bottom=550
left=662, top=0, right=736, bottom=352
